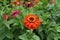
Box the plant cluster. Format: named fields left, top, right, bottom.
left=0, top=0, right=60, bottom=40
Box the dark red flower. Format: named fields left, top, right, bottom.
left=10, top=10, right=19, bottom=17
left=23, top=14, right=40, bottom=29
left=2, top=14, right=8, bottom=20
left=49, top=0, right=54, bottom=4
left=24, top=1, right=34, bottom=7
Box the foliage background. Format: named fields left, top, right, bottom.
left=0, top=0, right=60, bottom=40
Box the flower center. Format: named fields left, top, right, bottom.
left=28, top=16, right=35, bottom=22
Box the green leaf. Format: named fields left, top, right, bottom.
left=57, top=26, right=60, bottom=32
left=19, top=33, right=40, bottom=40
left=5, top=31, right=13, bottom=39
left=5, top=28, right=13, bottom=39
left=0, top=30, right=6, bottom=40
left=19, top=30, right=40, bottom=40
left=19, top=33, right=28, bottom=40
left=32, top=35, right=40, bottom=40
left=4, top=19, right=15, bottom=29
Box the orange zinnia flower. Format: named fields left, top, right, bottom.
left=23, top=14, right=40, bottom=29
left=10, top=0, right=18, bottom=4
left=32, top=0, right=38, bottom=3
left=10, top=0, right=23, bottom=5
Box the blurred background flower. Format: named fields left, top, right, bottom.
left=10, top=9, right=19, bottom=17
left=2, top=14, right=8, bottom=20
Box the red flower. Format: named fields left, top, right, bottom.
left=24, top=1, right=34, bottom=7
left=10, top=10, right=19, bottom=17
left=16, top=1, right=23, bottom=5
left=49, top=0, right=54, bottom=4
left=16, top=2, right=20, bottom=5
left=2, top=14, right=8, bottom=20
left=23, top=14, right=40, bottom=29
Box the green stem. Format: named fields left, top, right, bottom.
left=30, top=29, right=33, bottom=33
left=27, top=29, right=33, bottom=40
